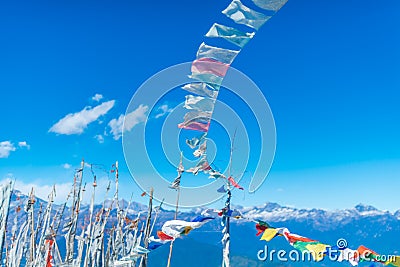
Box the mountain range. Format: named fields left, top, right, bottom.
left=6, top=190, right=399, bottom=267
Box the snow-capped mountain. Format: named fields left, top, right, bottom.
left=5, top=191, right=399, bottom=267
left=395, top=210, right=400, bottom=220
left=237, top=202, right=398, bottom=230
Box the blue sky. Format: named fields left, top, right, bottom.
left=0, top=0, right=399, bottom=211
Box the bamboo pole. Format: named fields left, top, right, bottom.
left=99, top=182, right=112, bottom=266
left=65, top=159, right=85, bottom=264
left=140, top=188, right=153, bottom=267
left=1, top=181, right=13, bottom=265
left=29, top=188, right=35, bottom=265
left=222, top=189, right=231, bottom=267
left=222, top=130, right=236, bottom=267
left=166, top=187, right=180, bottom=267
left=166, top=153, right=184, bottom=267
left=83, top=173, right=97, bottom=267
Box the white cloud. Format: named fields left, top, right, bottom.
left=49, top=100, right=115, bottom=135
left=108, top=115, right=125, bottom=140
left=62, top=163, right=72, bottom=169
left=108, top=104, right=148, bottom=140
left=94, top=134, right=104, bottom=144
left=0, top=141, right=16, bottom=158
left=18, top=141, right=30, bottom=150
left=3, top=179, right=73, bottom=203
left=92, top=93, right=104, bottom=102
left=155, top=104, right=173, bottom=119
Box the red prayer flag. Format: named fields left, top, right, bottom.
left=178, top=121, right=210, bottom=132
left=157, top=231, right=174, bottom=241
left=45, top=239, right=55, bottom=267
left=228, top=176, right=244, bottom=190
left=255, top=224, right=268, bottom=236
left=357, top=245, right=382, bottom=262
left=284, top=232, right=316, bottom=244
left=191, top=58, right=230, bottom=77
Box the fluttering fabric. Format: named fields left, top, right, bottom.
left=222, top=0, right=272, bottom=30
left=217, top=185, right=228, bottom=193
left=179, top=0, right=288, bottom=178
left=205, top=23, right=255, bottom=48
left=292, top=241, right=330, bottom=262
left=189, top=72, right=225, bottom=87
left=209, top=170, right=226, bottom=179
left=186, top=156, right=212, bottom=175
left=228, top=176, right=244, bottom=190
left=193, top=141, right=207, bottom=158
left=337, top=248, right=359, bottom=266
left=170, top=153, right=184, bottom=189
left=0, top=181, right=13, bottom=262
left=196, top=42, right=240, bottom=65
left=260, top=228, right=279, bottom=241
left=148, top=206, right=242, bottom=252
left=45, top=238, right=55, bottom=267
left=161, top=219, right=213, bottom=238
left=169, top=173, right=181, bottom=190
left=148, top=215, right=215, bottom=251
left=184, top=95, right=215, bottom=113
left=386, top=256, right=400, bottom=267
left=182, top=83, right=218, bottom=98
left=255, top=220, right=270, bottom=236
left=191, top=215, right=215, bottom=223
left=192, top=58, right=231, bottom=77
left=252, top=0, right=288, bottom=11
left=201, top=208, right=242, bottom=219
left=186, top=133, right=207, bottom=149
left=157, top=231, right=174, bottom=241
left=178, top=111, right=212, bottom=132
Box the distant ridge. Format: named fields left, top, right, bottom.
left=6, top=190, right=399, bottom=266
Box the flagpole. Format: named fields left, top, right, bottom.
left=114, top=160, right=125, bottom=260
left=140, top=187, right=153, bottom=267
left=174, top=187, right=180, bottom=219
left=222, top=188, right=231, bottom=267
left=166, top=186, right=180, bottom=267
left=166, top=152, right=184, bottom=267
left=222, top=129, right=236, bottom=267
left=65, top=159, right=84, bottom=264
left=83, top=172, right=97, bottom=267
left=29, top=187, right=35, bottom=265
left=0, top=181, right=13, bottom=264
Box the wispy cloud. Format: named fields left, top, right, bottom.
left=108, top=104, right=149, bottom=140
left=0, top=141, right=16, bottom=158
left=18, top=141, right=30, bottom=150
left=92, top=93, right=104, bottom=102
left=49, top=100, right=115, bottom=135
left=62, top=163, right=72, bottom=169
left=94, top=134, right=105, bottom=144
left=155, top=104, right=173, bottom=119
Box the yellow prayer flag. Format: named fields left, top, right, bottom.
left=260, top=228, right=278, bottom=242
left=305, top=243, right=329, bottom=262
left=386, top=256, right=400, bottom=267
